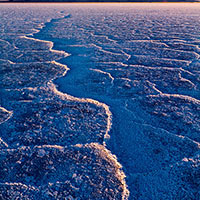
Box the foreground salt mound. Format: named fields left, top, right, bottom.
left=0, top=143, right=128, bottom=200
left=0, top=85, right=109, bottom=147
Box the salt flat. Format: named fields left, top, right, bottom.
left=0, top=3, right=200, bottom=199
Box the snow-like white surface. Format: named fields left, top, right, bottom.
left=0, top=3, right=200, bottom=199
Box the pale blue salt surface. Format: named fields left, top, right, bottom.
left=0, top=3, right=200, bottom=200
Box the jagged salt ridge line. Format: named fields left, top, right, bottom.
left=23, top=16, right=113, bottom=143
left=22, top=15, right=129, bottom=199
left=19, top=36, right=70, bottom=58
left=148, top=93, right=200, bottom=104
left=0, top=107, right=13, bottom=125
left=91, top=43, right=131, bottom=61
left=0, top=107, right=12, bottom=147
left=90, top=68, right=115, bottom=85
left=0, top=137, right=8, bottom=148
left=47, top=82, right=112, bottom=142
left=0, top=182, right=38, bottom=191
left=0, top=59, right=15, bottom=65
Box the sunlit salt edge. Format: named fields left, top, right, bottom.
left=0, top=182, right=38, bottom=191
left=0, top=107, right=12, bottom=148
left=148, top=93, right=200, bottom=104
left=20, top=35, right=70, bottom=57
left=48, top=82, right=112, bottom=141
left=20, top=19, right=113, bottom=142
left=0, top=107, right=13, bottom=125
left=1, top=143, right=129, bottom=199
left=9, top=18, right=129, bottom=198
left=37, top=143, right=129, bottom=199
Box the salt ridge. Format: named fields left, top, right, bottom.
left=24, top=14, right=129, bottom=199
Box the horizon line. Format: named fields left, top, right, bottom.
left=0, top=1, right=199, bottom=2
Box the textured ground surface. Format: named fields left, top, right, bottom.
left=0, top=3, right=200, bottom=200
